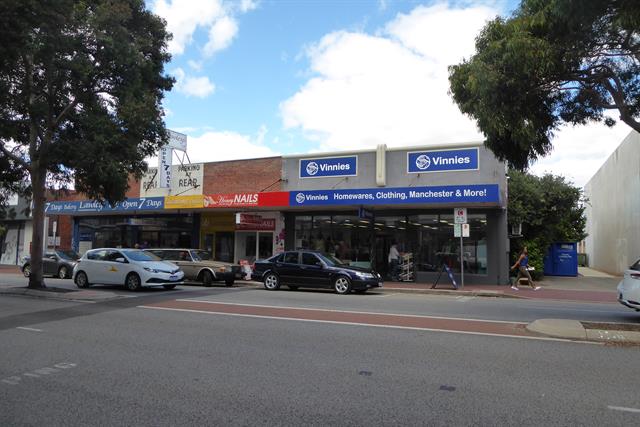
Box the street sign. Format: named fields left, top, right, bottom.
left=454, top=207, right=467, bottom=224
left=462, top=223, right=470, bottom=237
left=454, top=223, right=462, bottom=237
left=52, top=221, right=57, bottom=234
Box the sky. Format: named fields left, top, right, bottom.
left=150, top=0, right=631, bottom=189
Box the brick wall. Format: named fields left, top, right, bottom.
left=203, top=157, right=282, bottom=193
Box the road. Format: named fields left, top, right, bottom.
left=1, top=278, right=639, bottom=426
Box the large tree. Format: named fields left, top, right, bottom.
left=449, top=0, right=640, bottom=169
left=0, top=0, right=174, bottom=288
left=507, top=170, right=587, bottom=273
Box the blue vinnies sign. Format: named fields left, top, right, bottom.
left=407, top=148, right=479, bottom=173
left=290, top=184, right=499, bottom=206
left=299, top=156, right=357, bottom=178
left=45, top=197, right=165, bottom=214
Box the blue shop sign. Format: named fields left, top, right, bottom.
left=407, top=148, right=479, bottom=173
left=300, top=156, right=357, bottom=178
left=45, top=197, right=165, bottom=214
left=290, top=184, right=499, bottom=206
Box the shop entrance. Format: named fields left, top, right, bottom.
left=234, top=231, right=273, bottom=264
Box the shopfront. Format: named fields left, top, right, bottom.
left=282, top=144, right=509, bottom=285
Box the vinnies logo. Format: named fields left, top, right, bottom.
left=295, top=193, right=306, bottom=204
left=306, top=162, right=319, bottom=176
left=415, top=154, right=431, bottom=170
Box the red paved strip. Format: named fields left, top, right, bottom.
left=144, top=300, right=536, bottom=338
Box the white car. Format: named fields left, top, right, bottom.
left=72, top=248, right=184, bottom=291
left=617, top=258, right=640, bottom=311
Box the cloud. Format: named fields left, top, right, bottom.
left=172, top=68, right=215, bottom=98
left=204, top=15, right=239, bottom=57
left=186, top=129, right=278, bottom=163
left=153, top=0, right=252, bottom=57
left=280, top=2, right=497, bottom=152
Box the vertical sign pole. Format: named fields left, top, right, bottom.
left=460, top=234, right=464, bottom=289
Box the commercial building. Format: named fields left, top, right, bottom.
left=44, top=142, right=510, bottom=284
left=584, top=130, right=640, bottom=275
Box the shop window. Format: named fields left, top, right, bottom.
left=294, top=216, right=312, bottom=249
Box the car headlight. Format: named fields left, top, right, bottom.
left=144, top=267, right=159, bottom=273
left=355, top=271, right=373, bottom=279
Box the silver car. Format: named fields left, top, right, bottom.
left=146, top=249, right=241, bottom=286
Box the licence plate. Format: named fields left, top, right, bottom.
left=378, top=282, right=383, bottom=287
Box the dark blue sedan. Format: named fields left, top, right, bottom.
left=252, top=250, right=383, bottom=294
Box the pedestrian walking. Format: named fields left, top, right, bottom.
left=388, top=242, right=400, bottom=281
left=510, top=246, right=541, bottom=290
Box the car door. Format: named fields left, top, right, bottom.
left=102, top=250, right=129, bottom=285
left=43, top=253, right=58, bottom=275
left=278, top=252, right=302, bottom=284
left=300, top=252, right=329, bottom=288
left=84, top=249, right=107, bottom=283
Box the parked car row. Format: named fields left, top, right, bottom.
left=617, top=258, right=640, bottom=312
left=20, top=247, right=384, bottom=295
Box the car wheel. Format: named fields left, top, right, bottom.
left=202, top=270, right=214, bottom=287
left=225, top=279, right=234, bottom=287
left=354, top=289, right=367, bottom=294
left=288, top=285, right=298, bottom=291
left=263, top=273, right=280, bottom=290
left=75, top=271, right=90, bottom=289
left=163, top=284, right=176, bottom=290
left=334, top=276, right=352, bottom=295
left=125, top=273, right=141, bottom=291
left=58, top=266, right=69, bottom=279
left=22, top=264, right=31, bottom=278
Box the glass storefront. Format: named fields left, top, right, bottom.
left=77, top=215, right=194, bottom=250
left=293, top=211, right=487, bottom=278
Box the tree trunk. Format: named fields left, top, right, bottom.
left=28, top=167, right=46, bottom=289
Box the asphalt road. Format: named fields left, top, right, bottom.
left=1, top=280, right=639, bottom=426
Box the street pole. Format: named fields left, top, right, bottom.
left=460, top=234, right=464, bottom=289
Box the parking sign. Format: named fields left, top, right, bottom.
left=454, top=207, right=467, bottom=224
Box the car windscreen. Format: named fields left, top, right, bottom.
left=316, top=253, right=345, bottom=267
left=192, top=250, right=212, bottom=261
left=121, top=250, right=161, bottom=262
left=56, top=250, right=79, bottom=261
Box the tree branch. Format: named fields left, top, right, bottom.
left=0, top=143, right=28, bottom=168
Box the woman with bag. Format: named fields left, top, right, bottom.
left=510, top=246, right=541, bottom=291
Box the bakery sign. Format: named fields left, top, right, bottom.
left=235, top=213, right=276, bottom=231
left=204, top=191, right=289, bottom=208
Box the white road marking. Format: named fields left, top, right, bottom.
left=1, top=362, right=76, bottom=386
left=16, top=327, right=42, bottom=332
left=173, top=299, right=524, bottom=324
left=139, top=305, right=601, bottom=345
left=607, top=406, right=640, bottom=413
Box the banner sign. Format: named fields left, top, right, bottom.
left=204, top=192, right=289, bottom=208
left=407, top=148, right=479, bottom=173
left=165, top=195, right=204, bottom=209
left=167, top=129, right=187, bottom=151
left=158, top=147, right=172, bottom=188
left=299, top=156, right=357, bottom=179
left=235, top=213, right=276, bottom=231
left=140, top=163, right=204, bottom=197
left=290, top=184, right=499, bottom=207
left=45, top=197, right=165, bottom=214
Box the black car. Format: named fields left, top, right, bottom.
left=252, top=250, right=383, bottom=294
left=22, top=249, right=80, bottom=279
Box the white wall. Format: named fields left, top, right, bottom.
left=584, top=131, right=640, bottom=274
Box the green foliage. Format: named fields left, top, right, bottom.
left=0, top=0, right=174, bottom=286
left=0, top=0, right=174, bottom=203
left=508, top=170, right=587, bottom=275
left=449, top=0, right=640, bottom=169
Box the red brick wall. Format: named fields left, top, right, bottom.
left=203, top=157, right=282, bottom=193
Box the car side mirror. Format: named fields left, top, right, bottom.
left=115, top=257, right=127, bottom=263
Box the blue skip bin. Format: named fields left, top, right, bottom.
left=543, top=243, right=578, bottom=277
